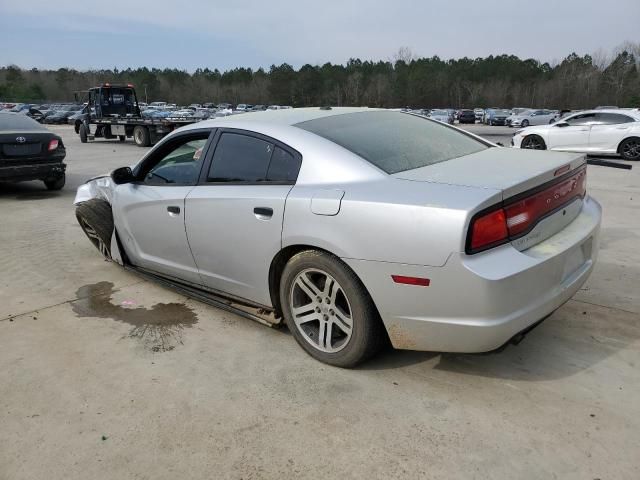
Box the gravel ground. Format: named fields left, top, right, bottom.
left=1, top=124, right=639, bottom=480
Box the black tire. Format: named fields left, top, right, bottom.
left=102, top=126, right=114, bottom=139
left=75, top=199, right=114, bottom=259
left=44, top=174, right=65, bottom=191
left=521, top=134, right=546, bottom=150
left=619, top=137, right=640, bottom=161
left=79, top=124, right=88, bottom=143
left=280, top=250, right=385, bottom=368
left=118, top=135, right=126, bottom=142
left=133, top=126, right=151, bottom=147
left=74, top=121, right=81, bottom=134
left=521, top=119, right=530, bottom=127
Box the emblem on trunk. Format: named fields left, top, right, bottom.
left=16, top=136, right=26, bottom=143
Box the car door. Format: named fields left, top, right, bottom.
left=185, top=129, right=302, bottom=306
left=547, top=112, right=595, bottom=152
left=588, top=113, right=635, bottom=153
left=113, top=129, right=214, bottom=284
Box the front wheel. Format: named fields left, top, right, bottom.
left=75, top=199, right=114, bottom=259
left=521, top=119, right=530, bottom=127
left=280, top=250, right=385, bottom=368
left=521, top=134, right=546, bottom=150
left=79, top=124, right=88, bottom=143
left=619, top=137, right=640, bottom=161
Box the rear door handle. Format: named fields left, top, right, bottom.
left=167, top=206, right=181, bottom=215
left=254, top=207, right=273, bottom=219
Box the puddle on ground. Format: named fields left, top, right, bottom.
left=72, top=281, right=198, bottom=352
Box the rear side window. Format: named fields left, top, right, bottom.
left=593, top=113, right=635, bottom=125
left=266, top=146, right=301, bottom=182
left=565, top=113, right=596, bottom=125
left=296, top=111, right=488, bottom=174
left=207, top=132, right=301, bottom=183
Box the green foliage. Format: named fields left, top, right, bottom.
left=1, top=48, right=639, bottom=107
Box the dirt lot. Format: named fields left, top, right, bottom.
left=1, top=124, right=639, bottom=479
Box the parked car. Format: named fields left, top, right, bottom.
left=474, top=108, right=484, bottom=121
left=427, top=109, right=453, bottom=124
left=458, top=109, right=476, bottom=124
left=44, top=105, right=84, bottom=124
left=74, top=108, right=601, bottom=367
left=235, top=104, right=253, bottom=112
left=487, top=109, right=511, bottom=126
left=509, top=109, right=558, bottom=128
left=511, top=109, right=640, bottom=160
left=0, top=112, right=66, bottom=189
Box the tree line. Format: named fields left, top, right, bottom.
left=1, top=43, right=639, bottom=109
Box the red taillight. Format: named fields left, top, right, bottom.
left=504, top=167, right=586, bottom=237
left=467, top=166, right=587, bottom=254
left=48, top=139, right=59, bottom=151
left=391, top=275, right=431, bottom=287
left=470, top=208, right=508, bottom=251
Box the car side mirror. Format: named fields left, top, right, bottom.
left=111, top=166, right=135, bottom=184
left=555, top=122, right=569, bottom=128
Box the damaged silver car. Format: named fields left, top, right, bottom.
left=75, top=108, right=602, bottom=367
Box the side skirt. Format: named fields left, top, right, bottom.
left=123, top=265, right=282, bottom=328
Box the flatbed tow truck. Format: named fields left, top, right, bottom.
left=74, top=84, right=198, bottom=147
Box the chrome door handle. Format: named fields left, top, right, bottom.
left=254, top=207, right=273, bottom=220
left=167, top=206, right=181, bottom=215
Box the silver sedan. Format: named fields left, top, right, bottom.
left=75, top=108, right=602, bottom=367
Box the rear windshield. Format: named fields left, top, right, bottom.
left=0, top=113, right=46, bottom=131
left=296, top=111, right=488, bottom=174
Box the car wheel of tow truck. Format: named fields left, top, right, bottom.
left=133, top=126, right=151, bottom=147
left=75, top=199, right=114, bottom=259
left=279, top=250, right=386, bottom=368
left=79, top=124, right=88, bottom=143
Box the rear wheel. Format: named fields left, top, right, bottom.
left=619, top=137, right=640, bottom=161
left=75, top=199, right=114, bottom=259
left=280, top=250, right=385, bottom=368
left=44, top=174, right=65, bottom=191
left=133, top=126, right=151, bottom=147
left=521, top=134, right=546, bottom=150
left=79, top=124, right=88, bottom=143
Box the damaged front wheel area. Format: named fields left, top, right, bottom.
left=76, top=198, right=114, bottom=259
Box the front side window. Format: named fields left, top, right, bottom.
left=565, top=113, right=596, bottom=126
left=144, top=136, right=208, bottom=185
left=296, top=111, right=488, bottom=174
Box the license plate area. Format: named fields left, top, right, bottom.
left=2, top=143, right=41, bottom=156
left=562, top=237, right=592, bottom=282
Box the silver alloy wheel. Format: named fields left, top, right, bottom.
left=289, top=268, right=353, bottom=353
left=79, top=217, right=109, bottom=258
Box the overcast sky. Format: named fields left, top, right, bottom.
left=1, top=0, right=638, bottom=71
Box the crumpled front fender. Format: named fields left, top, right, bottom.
left=73, top=175, right=116, bottom=205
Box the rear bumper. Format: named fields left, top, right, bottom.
left=344, top=196, right=602, bottom=352
left=0, top=161, right=66, bottom=182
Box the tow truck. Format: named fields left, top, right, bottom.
left=74, top=84, right=198, bottom=147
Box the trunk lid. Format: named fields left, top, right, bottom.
left=393, top=147, right=585, bottom=199
left=393, top=147, right=588, bottom=251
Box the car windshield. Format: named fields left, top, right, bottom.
left=0, top=112, right=46, bottom=131
left=296, top=111, right=488, bottom=174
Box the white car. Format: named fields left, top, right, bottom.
left=510, top=109, right=558, bottom=128
left=511, top=109, right=640, bottom=160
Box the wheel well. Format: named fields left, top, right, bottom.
left=617, top=136, right=639, bottom=153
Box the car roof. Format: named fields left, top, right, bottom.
left=183, top=107, right=382, bottom=131
left=568, top=109, right=640, bottom=119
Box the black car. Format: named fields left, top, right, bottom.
left=458, top=109, right=476, bottom=124
left=44, top=105, right=83, bottom=124
left=0, top=113, right=66, bottom=190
